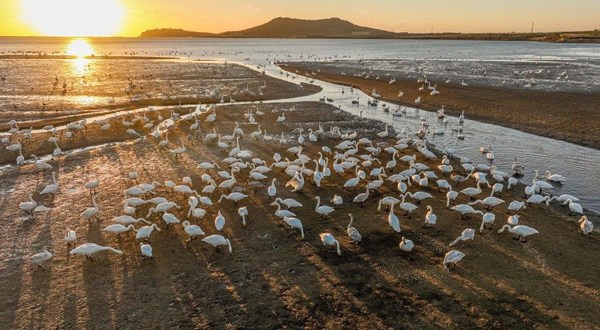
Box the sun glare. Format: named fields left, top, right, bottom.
left=66, top=39, right=94, bottom=57
left=21, top=0, right=124, bottom=36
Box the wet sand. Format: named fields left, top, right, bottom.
left=0, top=98, right=599, bottom=328
left=280, top=63, right=600, bottom=150
left=0, top=61, right=320, bottom=127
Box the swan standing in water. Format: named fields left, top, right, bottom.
left=563, top=199, right=583, bottom=215
left=449, top=228, right=475, bottom=246
left=443, top=250, right=465, bottom=270
left=319, top=233, right=341, bottom=255
left=545, top=170, right=566, bottom=184
left=346, top=214, right=362, bottom=243
left=497, top=224, right=539, bottom=242
left=30, top=247, right=53, bottom=269
left=202, top=234, right=232, bottom=253
left=70, top=243, right=123, bottom=259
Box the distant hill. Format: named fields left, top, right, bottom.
left=139, top=17, right=600, bottom=43
left=139, top=28, right=215, bottom=38
left=140, top=17, right=397, bottom=39
left=221, top=17, right=396, bottom=38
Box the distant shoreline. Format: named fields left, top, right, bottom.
left=1, top=35, right=599, bottom=44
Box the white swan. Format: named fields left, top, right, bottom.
left=497, top=224, right=539, bottom=242
left=274, top=197, right=303, bottom=209
left=319, top=233, right=341, bottom=255
left=460, top=181, right=482, bottom=199
left=352, top=187, right=370, bottom=206
left=19, top=194, right=38, bottom=215
left=218, top=192, right=248, bottom=203
left=449, top=228, right=475, bottom=246
left=479, top=212, right=496, bottom=232
left=238, top=206, right=249, bottom=226
left=64, top=228, right=77, bottom=245
left=81, top=194, right=100, bottom=221
left=579, top=216, right=593, bottom=236
left=162, top=212, right=181, bottom=226
left=182, top=220, right=205, bottom=239
left=545, top=170, right=566, bottom=184
left=103, top=224, right=136, bottom=235
left=140, top=242, right=153, bottom=258
left=285, top=170, right=305, bottom=193
left=526, top=194, right=551, bottom=207
left=146, top=201, right=179, bottom=217
left=398, top=194, right=418, bottom=217
left=424, top=205, right=437, bottom=227
left=388, top=202, right=401, bottom=233
left=507, top=214, right=520, bottom=226
left=215, top=211, right=226, bottom=231
left=563, top=199, right=583, bottom=215
left=346, top=214, right=362, bottom=243
left=30, top=247, right=53, bottom=268
left=135, top=224, right=161, bottom=240
left=399, top=237, right=414, bottom=252
left=268, top=178, right=277, bottom=199
left=507, top=200, right=526, bottom=214
left=451, top=204, right=484, bottom=219
left=70, top=243, right=123, bottom=259
left=271, top=201, right=296, bottom=218
left=468, top=196, right=505, bottom=210
left=41, top=171, right=59, bottom=195
left=443, top=250, right=465, bottom=270
left=202, top=234, right=232, bottom=253
left=113, top=215, right=151, bottom=225
left=330, top=195, right=344, bottom=208
left=32, top=154, right=52, bottom=171
left=314, top=196, right=335, bottom=217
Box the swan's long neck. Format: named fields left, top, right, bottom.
left=335, top=240, right=341, bottom=255
left=348, top=215, right=354, bottom=228
left=227, top=239, right=232, bottom=253
left=315, top=197, right=321, bottom=211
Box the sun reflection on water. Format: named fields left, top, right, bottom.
left=66, top=39, right=94, bottom=75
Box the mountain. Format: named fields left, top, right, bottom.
left=139, top=28, right=216, bottom=38
left=140, top=17, right=398, bottom=39
left=138, top=18, right=600, bottom=43
left=220, top=17, right=396, bottom=38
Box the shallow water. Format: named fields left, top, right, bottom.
left=0, top=37, right=599, bottom=212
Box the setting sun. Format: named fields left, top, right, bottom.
left=21, top=0, right=124, bottom=36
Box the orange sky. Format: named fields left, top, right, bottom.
left=0, top=0, right=598, bottom=37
